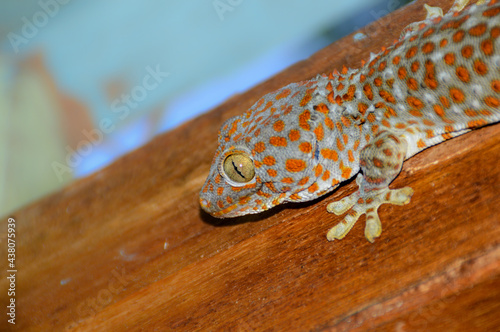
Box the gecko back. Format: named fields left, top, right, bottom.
left=200, top=0, right=500, bottom=242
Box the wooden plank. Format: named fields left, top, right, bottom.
left=1, top=0, right=499, bottom=330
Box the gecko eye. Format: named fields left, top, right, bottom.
left=222, top=153, right=255, bottom=183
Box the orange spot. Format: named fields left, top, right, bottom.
left=321, top=170, right=331, bottom=181
left=409, top=109, right=423, bottom=117
left=314, top=164, right=323, bottom=177
left=262, top=155, right=276, bottom=166
left=381, top=119, right=391, bottom=128
left=450, top=88, right=465, bottom=103
left=275, top=88, right=291, bottom=100
left=433, top=104, right=445, bottom=117
left=254, top=128, right=261, bottom=137
left=307, top=183, right=319, bottom=193
left=392, top=56, right=401, bottom=65
left=313, top=103, right=329, bottom=114
left=422, top=119, right=435, bottom=126
left=336, top=82, right=345, bottom=91
left=340, top=161, right=352, bottom=179
left=320, top=148, right=338, bottom=161
left=335, top=95, right=343, bottom=106
left=491, top=80, right=500, bottom=92
left=417, top=139, right=426, bottom=149
left=407, top=96, right=424, bottom=109
left=474, top=59, right=488, bottom=75
left=483, top=6, right=500, bottom=17
left=340, top=116, right=351, bottom=128
left=485, top=96, right=500, bottom=107
left=379, top=90, right=395, bottom=103
left=467, top=119, right=488, bottom=128
left=285, top=159, right=307, bottom=172
left=481, top=40, right=494, bottom=56
left=299, top=109, right=311, bottom=131
left=269, top=136, right=287, bottom=147
left=267, top=169, right=277, bottom=177
left=374, top=77, right=383, bottom=87
left=314, top=124, right=324, bottom=141
left=461, top=45, right=474, bottom=58
left=407, top=78, right=418, bottom=91
left=423, top=27, right=434, bottom=38
left=378, top=61, right=386, bottom=71
left=343, top=85, right=356, bottom=101
left=453, top=30, right=465, bottom=42
left=411, top=61, right=420, bottom=73
left=299, top=142, right=312, bottom=154
left=217, top=187, right=224, bottom=196
left=395, top=123, right=406, bottom=129
left=422, top=42, right=434, bottom=54
left=398, top=66, right=407, bottom=79
left=217, top=200, right=224, bottom=209
left=264, top=182, right=278, bottom=192
left=283, top=104, right=293, bottom=115
left=373, top=157, right=383, bottom=168
left=289, top=129, right=301, bottom=142
left=363, top=84, right=374, bottom=100
left=354, top=140, right=361, bottom=151
left=469, top=23, right=487, bottom=36
left=440, top=38, right=448, bottom=48
left=226, top=196, right=233, bottom=204
left=440, top=96, right=450, bottom=108
left=405, top=46, right=418, bottom=58
left=325, top=117, right=334, bottom=130
left=491, top=26, right=500, bottom=39
left=367, top=113, right=376, bottom=123
left=298, top=177, right=309, bottom=186
left=464, top=109, right=478, bottom=117
left=342, top=133, right=349, bottom=145
left=444, top=53, right=455, bottom=65
left=299, top=88, right=315, bottom=107
left=273, top=120, right=285, bottom=132
left=358, top=103, right=368, bottom=115
left=336, top=137, right=344, bottom=151
left=456, top=66, right=470, bottom=82
left=254, top=142, right=266, bottom=153
left=281, top=177, right=294, bottom=184
left=348, top=150, right=355, bottom=163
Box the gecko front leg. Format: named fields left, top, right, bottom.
left=326, top=132, right=414, bottom=242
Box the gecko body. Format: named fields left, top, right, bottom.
left=200, top=0, right=500, bottom=242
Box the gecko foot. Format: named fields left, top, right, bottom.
left=326, top=174, right=414, bottom=242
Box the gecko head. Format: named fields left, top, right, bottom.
left=200, top=86, right=321, bottom=218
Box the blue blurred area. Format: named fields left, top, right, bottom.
left=0, top=0, right=410, bottom=214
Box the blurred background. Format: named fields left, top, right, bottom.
left=0, top=0, right=411, bottom=216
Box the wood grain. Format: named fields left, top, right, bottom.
left=1, top=0, right=499, bottom=330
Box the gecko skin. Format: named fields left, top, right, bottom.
left=200, top=0, right=500, bottom=242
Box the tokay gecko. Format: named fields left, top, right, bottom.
left=200, top=0, right=500, bottom=242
